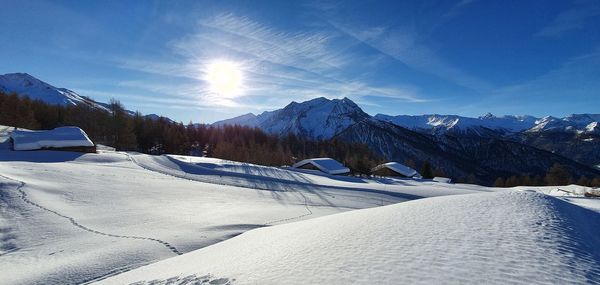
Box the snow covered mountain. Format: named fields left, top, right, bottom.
left=375, top=113, right=600, bottom=135
left=213, top=97, right=370, bottom=139
left=529, top=114, right=600, bottom=134
left=0, top=73, right=109, bottom=111
left=375, top=113, right=538, bottom=134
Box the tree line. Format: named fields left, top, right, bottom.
left=0, top=91, right=382, bottom=173
left=492, top=163, right=600, bottom=188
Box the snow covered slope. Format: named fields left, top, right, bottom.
left=0, top=73, right=108, bottom=111
left=2, top=123, right=599, bottom=284
left=98, top=191, right=600, bottom=284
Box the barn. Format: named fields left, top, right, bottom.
left=292, top=158, right=350, bottom=175
left=371, top=162, right=421, bottom=178
left=10, top=126, right=96, bottom=153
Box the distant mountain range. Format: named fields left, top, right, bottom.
left=3, top=72, right=599, bottom=183
left=216, top=99, right=600, bottom=138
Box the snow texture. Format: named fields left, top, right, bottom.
left=99, top=191, right=600, bottom=285
left=0, top=145, right=484, bottom=284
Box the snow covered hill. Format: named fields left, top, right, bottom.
left=0, top=73, right=109, bottom=111
left=98, top=190, right=600, bottom=285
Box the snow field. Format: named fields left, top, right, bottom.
left=100, top=191, right=600, bottom=285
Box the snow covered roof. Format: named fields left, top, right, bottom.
left=11, top=126, right=95, bottom=151
left=372, top=162, right=420, bottom=178
left=433, top=177, right=452, bottom=183
left=292, top=158, right=350, bottom=175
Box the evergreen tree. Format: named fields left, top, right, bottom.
left=421, top=161, right=434, bottom=179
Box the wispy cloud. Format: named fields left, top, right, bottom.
left=329, top=22, right=493, bottom=93
left=311, top=1, right=492, bottom=93
left=536, top=0, right=600, bottom=37
left=114, top=13, right=429, bottom=110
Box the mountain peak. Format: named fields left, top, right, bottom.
left=214, top=96, right=370, bottom=139
left=480, top=112, right=496, bottom=119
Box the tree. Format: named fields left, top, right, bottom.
left=108, top=98, right=137, bottom=150
left=545, top=163, right=571, bottom=186
left=467, top=173, right=477, bottom=184
left=521, top=175, right=533, bottom=186
left=591, top=176, right=600, bottom=188
left=420, top=161, right=434, bottom=179
left=577, top=176, right=591, bottom=187
left=493, top=177, right=505, bottom=187
left=505, top=176, right=521, bottom=187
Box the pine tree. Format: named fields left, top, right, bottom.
left=421, top=161, right=434, bottom=179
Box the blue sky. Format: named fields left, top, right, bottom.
left=1, top=0, right=599, bottom=123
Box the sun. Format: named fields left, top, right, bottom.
left=205, top=61, right=243, bottom=96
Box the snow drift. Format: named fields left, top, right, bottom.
left=99, top=191, right=600, bottom=284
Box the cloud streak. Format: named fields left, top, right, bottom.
left=114, top=13, right=429, bottom=111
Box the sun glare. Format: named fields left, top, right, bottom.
left=205, top=61, right=243, bottom=96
